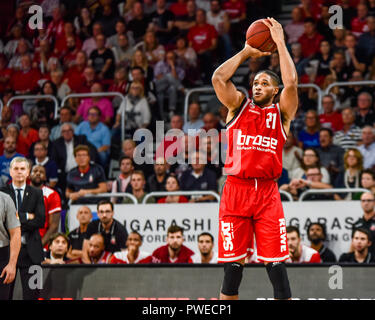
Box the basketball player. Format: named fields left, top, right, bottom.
left=212, top=18, right=298, bottom=300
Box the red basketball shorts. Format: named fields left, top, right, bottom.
left=218, top=175, right=289, bottom=263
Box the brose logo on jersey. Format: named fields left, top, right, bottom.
left=221, top=221, right=234, bottom=251
left=236, top=130, right=278, bottom=150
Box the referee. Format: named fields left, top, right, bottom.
left=0, top=191, right=21, bottom=300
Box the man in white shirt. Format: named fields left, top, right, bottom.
left=192, top=232, right=218, bottom=263
left=358, top=126, right=375, bottom=170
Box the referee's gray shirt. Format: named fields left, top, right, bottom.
left=0, top=191, right=20, bottom=248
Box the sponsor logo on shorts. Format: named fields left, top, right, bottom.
left=221, top=221, right=234, bottom=251
left=279, top=218, right=287, bottom=252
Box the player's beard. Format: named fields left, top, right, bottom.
left=253, top=94, right=273, bottom=107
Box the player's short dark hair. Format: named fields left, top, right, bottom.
left=307, top=222, right=327, bottom=241
left=129, top=230, right=143, bottom=242
left=167, top=225, right=184, bottom=235
left=352, top=227, right=372, bottom=242
left=254, top=70, right=281, bottom=87
left=198, top=232, right=214, bottom=243
left=319, top=127, right=334, bottom=137
left=49, top=232, right=70, bottom=247
left=97, top=199, right=114, bottom=212
left=286, top=225, right=300, bottom=238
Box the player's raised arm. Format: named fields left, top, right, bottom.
left=211, top=44, right=271, bottom=112
left=263, top=18, right=298, bottom=130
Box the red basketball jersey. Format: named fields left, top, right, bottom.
left=224, top=98, right=287, bottom=179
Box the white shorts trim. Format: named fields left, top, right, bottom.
left=256, top=254, right=290, bottom=262
left=217, top=252, right=251, bottom=262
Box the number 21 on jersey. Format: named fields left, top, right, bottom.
left=266, top=112, right=277, bottom=129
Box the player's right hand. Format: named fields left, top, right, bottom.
left=243, top=42, right=271, bottom=59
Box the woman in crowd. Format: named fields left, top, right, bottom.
left=290, top=147, right=330, bottom=184
left=129, top=49, right=154, bottom=84
left=334, top=148, right=364, bottom=200
left=157, top=174, right=188, bottom=204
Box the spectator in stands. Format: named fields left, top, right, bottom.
left=352, top=192, right=375, bottom=255
left=342, top=71, right=373, bottom=108
left=77, top=66, right=97, bottom=96
left=64, top=50, right=87, bottom=93
left=298, top=18, right=324, bottom=59
left=316, top=4, right=334, bottom=42
left=357, top=16, right=375, bottom=66
left=0, top=54, right=11, bottom=93
left=0, top=136, right=23, bottom=186
left=284, top=7, right=304, bottom=44
left=222, top=0, right=246, bottom=51
left=341, top=0, right=357, bottom=30
left=82, top=22, right=104, bottom=58
left=113, top=81, right=151, bottom=139
left=369, top=0, right=375, bottom=16
left=307, top=222, right=336, bottom=263
left=121, top=139, right=154, bottom=177
left=42, top=233, right=70, bottom=265
left=33, top=81, right=58, bottom=128
left=65, top=145, right=107, bottom=204
left=339, top=228, right=375, bottom=263
left=317, top=128, right=345, bottom=183
left=351, top=3, right=369, bottom=37
left=50, top=69, right=71, bottom=101
left=290, top=42, right=309, bottom=77
left=111, top=156, right=134, bottom=203
left=154, top=50, right=185, bottom=120
left=319, top=94, right=343, bottom=132
left=74, top=7, right=93, bottom=41
left=188, top=9, right=218, bottom=84
left=148, top=0, right=175, bottom=45
left=180, top=150, right=218, bottom=202
left=61, top=36, right=81, bottom=70
left=344, top=32, right=366, bottom=74
left=10, top=54, right=41, bottom=94
left=297, top=109, right=321, bottom=149
left=290, top=148, right=330, bottom=184
left=329, top=50, right=352, bottom=82
left=88, top=34, right=115, bottom=80
left=183, top=102, right=204, bottom=134
left=127, top=1, right=150, bottom=43
left=333, top=107, right=362, bottom=150
left=75, top=83, right=114, bottom=126
left=32, top=38, right=53, bottom=75
left=174, top=35, right=199, bottom=86
left=67, top=206, right=93, bottom=260
left=173, top=0, right=197, bottom=37
left=283, top=131, right=303, bottom=178
left=150, top=225, right=194, bottom=263
left=4, top=24, right=24, bottom=59
left=206, top=0, right=231, bottom=60
left=358, top=126, right=375, bottom=170
left=8, top=39, right=32, bottom=71
left=96, top=4, right=120, bottom=38
left=129, top=49, right=155, bottom=85
left=30, top=165, right=61, bottom=247
left=360, top=170, right=375, bottom=195
left=75, top=106, right=111, bottom=167
left=107, top=18, right=135, bottom=50
left=298, top=0, right=321, bottom=21
left=148, top=157, right=169, bottom=193
left=111, top=34, right=134, bottom=68
left=240, top=56, right=263, bottom=91
left=109, top=67, right=128, bottom=102
left=16, top=114, right=39, bottom=157
left=50, top=107, right=76, bottom=141
left=309, top=40, right=332, bottom=86
left=46, top=7, right=64, bottom=40
left=51, top=123, right=98, bottom=192
left=86, top=233, right=112, bottom=264
left=29, top=125, right=54, bottom=162
left=355, top=92, right=375, bottom=128
left=32, top=142, right=58, bottom=189
left=157, top=174, right=189, bottom=204
left=280, top=165, right=333, bottom=201
left=123, top=171, right=156, bottom=204
left=334, top=148, right=364, bottom=200
left=192, top=232, right=218, bottom=263
left=285, top=226, right=321, bottom=263
left=142, top=30, right=167, bottom=68
left=110, top=231, right=151, bottom=264
left=82, top=200, right=128, bottom=263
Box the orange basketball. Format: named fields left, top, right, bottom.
left=246, top=19, right=277, bottom=52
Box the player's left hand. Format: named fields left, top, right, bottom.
left=243, top=42, right=271, bottom=58
left=262, top=18, right=285, bottom=45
